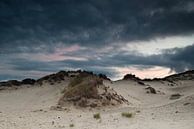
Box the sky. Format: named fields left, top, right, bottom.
left=0, top=0, right=194, bottom=81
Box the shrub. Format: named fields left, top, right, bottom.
left=93, top=113, right=101, bottom=119
left=121, top=112, right=133, bottom=118
left=68, top=75, right=83, bottom=87
left=63, top=75, right=102, bottom=99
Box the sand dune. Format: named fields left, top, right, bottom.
left=0, top=71, right=194, bottom=129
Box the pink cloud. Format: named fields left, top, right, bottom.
left=20, top=44, right=88, bottom=62
left=32, top=54, right=88, bottom=62
left=55, top=44, right=84, bottom=53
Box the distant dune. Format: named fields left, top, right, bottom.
left=0, top=70, right=194, bottom=129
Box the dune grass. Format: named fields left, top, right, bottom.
left=121, top=112, right=133, bottom=118
left=69, top=124, right=74, bottom=127
left=93, top=113, right=101, bottom=119
left=68, top=75, right=83, bottom=87
left=63, top=75, right=102, bottom=99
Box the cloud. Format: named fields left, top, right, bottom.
left=1, top=0, right=194, bottom=53
left=0, top=0, right=194, bottom=80
left=2, top=43, right=193, bottom=79
left=52, top=43, right=194, bottom=74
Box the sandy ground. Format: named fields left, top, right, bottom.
left=0, top=79, right=194, bottom=129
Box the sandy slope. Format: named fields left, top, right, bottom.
left=0, top=79, right=194, bottom=129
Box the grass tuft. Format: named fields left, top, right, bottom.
left=93, top=113, right=101, bottom=119
left=69, top=124, right=74, bottom=127
left=121, top=112, right=133, bottom=118
left=68, top=75, right=83, bottom=87
left=63, top=75, right=102, bottom=99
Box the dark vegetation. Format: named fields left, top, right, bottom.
left=22, top=78, right=36, bottom=85
left=143, top=70, right=194, bottom=83
left=123, top=74, right=141, bottom=81
left=61, top=73, right=103, bottom=100
left=0, top=79, right=36, bottom=87
left=69, top=124, right=74, bottom=127
left=93, top=113, right=101, bottom=119
left=121, top=112, right=133, bottom=118
left=58, top=73, right=128, bottom=108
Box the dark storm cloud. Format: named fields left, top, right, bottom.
left=167, top=44, right=194, bottom=71
left=1, top=0, right=194, bottom=53
left=1, top=0, right=194, bottom=80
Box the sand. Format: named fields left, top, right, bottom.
left=0, top=79, right=194, bottom=129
